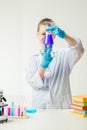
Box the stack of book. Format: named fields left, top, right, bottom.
left=70, top=95, right=87, bottom=117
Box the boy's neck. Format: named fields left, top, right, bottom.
left=40, top=48, right=43, bottom=54
left=40, top=45, right=44, bottom=54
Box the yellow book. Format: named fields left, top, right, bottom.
left=72, top=95, right=87, bottom=102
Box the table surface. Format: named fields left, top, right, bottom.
left=0, top=109, right=87, bottom=130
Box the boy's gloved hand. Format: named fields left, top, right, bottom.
left=46, top=25, right=66, bottom=39
left=40, top=45, right=53, bottom=68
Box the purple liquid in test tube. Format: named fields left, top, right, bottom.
left=8, top=107, right=11, bottom=116
left=43, top=33, right=54, bottom=46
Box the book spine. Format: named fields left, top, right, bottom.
left=72, top=101, right=87, bottom=106
left=70, top=105, right=83, bottom=110
left=70, top=110, right=87, bottom=117
left=73, top=110, right=87, bottom=114
left=71, top=104, right=87, bottom=110
left=72, top=97, right=87, bottom=102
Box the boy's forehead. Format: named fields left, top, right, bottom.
left=39, top=24, right=48, bottom=32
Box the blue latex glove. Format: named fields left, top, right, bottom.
left=40, top=45, right=53, bottom=68
left=46, top=25, right=66, bottom=39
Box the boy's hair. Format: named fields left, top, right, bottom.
left=37, top=18, right=55, bottom=32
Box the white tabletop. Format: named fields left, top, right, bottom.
left=0, top=109, right=87, bottom=130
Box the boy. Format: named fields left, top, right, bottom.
left=26, top=18, right=84, bottom=109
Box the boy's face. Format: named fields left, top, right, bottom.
left=37, top=24, right=55, bottom=47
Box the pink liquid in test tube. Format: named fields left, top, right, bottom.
left=18, top=105, right=21, bottom=116
left=8, top=107, right=11, bottom=116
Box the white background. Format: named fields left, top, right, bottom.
left=0, top=0, right=87, bottom=106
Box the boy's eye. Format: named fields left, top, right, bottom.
left=42, top=33, right=46, bottom=36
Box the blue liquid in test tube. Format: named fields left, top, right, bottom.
left=11, top=102, right=15, bottom=116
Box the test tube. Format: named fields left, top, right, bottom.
left=17, top=105, right=21, bottom=117
left=11, top=102, right=15, bottom=116
left=8, top=107, right=11, bottom=116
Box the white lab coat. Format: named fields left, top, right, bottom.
left=26, top=38, right=84, bottom=109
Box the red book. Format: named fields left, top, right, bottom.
left=70, top=104, right=87, bottom=110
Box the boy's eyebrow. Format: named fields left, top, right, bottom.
left=42, top=32, right=45, bottom=34
left=42, top=32, right=46, bottom=35
left=39, top=31, right=46, bottom=34
left=42, top=32, right=45, bottom=33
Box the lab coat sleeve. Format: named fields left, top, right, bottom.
left=25, top=56, right=48, bottom=90
left=67, top=37, right=84, bottom=70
